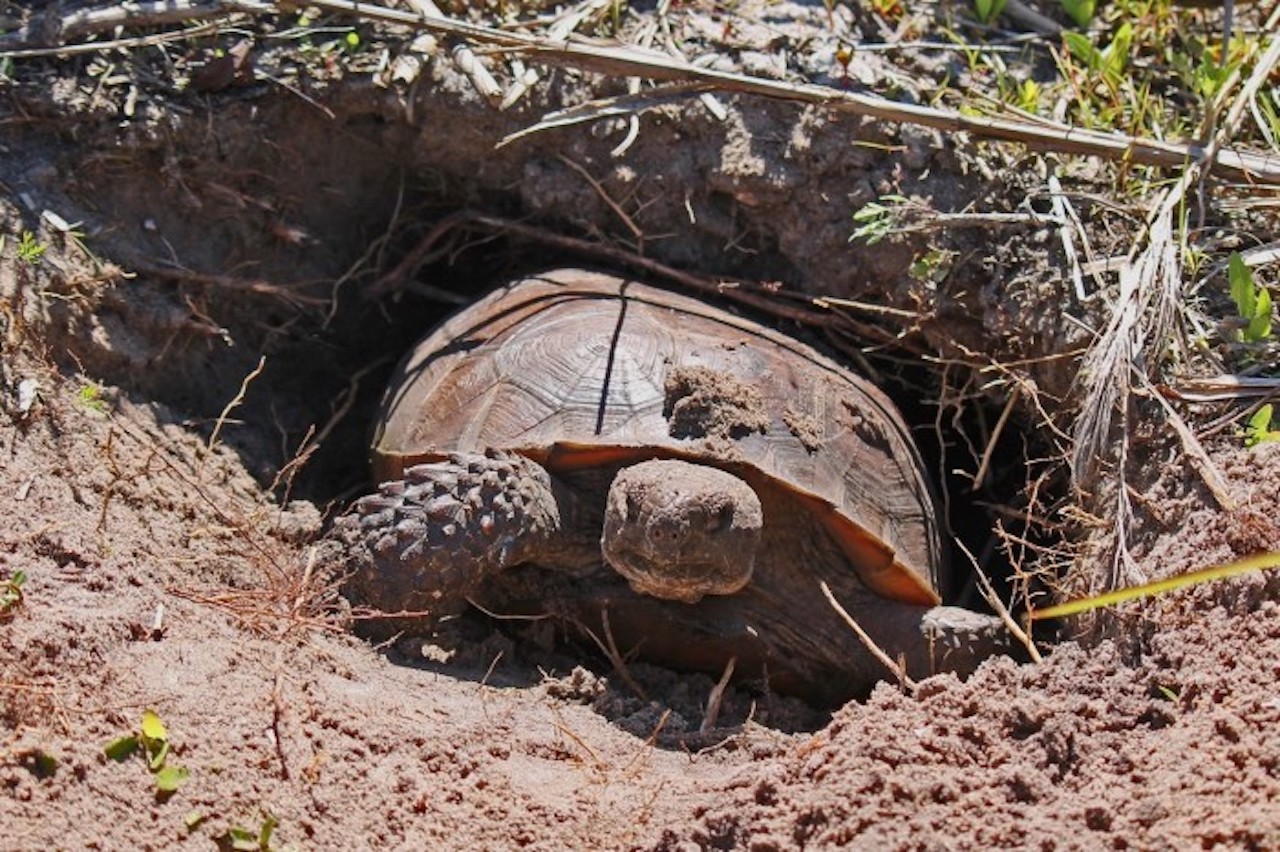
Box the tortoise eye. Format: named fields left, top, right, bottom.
left=708, top=503, right=735, bottom=533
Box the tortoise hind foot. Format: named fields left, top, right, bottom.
left=337, top=451, right=563, bottom=621
left=892, top=605, right=1013, bottom=682
left=816, top=596, right=1013, bottom=692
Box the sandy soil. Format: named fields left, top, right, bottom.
left=2, top=351, right=1276, bottom=849
left=2, top=1, right=1279, bottom=849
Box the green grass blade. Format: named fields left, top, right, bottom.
left=1030, top=551, right=1280, bottom=620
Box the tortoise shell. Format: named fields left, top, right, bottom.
left=372, top=268, right=944, bottom=606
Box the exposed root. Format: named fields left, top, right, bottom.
left=129, top=258, right=329, bottom=311
left=203, top=355, right=266, bottom=473
left=370, top=210, right=915, bottom=357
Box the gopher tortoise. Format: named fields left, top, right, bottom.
left=338, top=269, right=1007, bottom=702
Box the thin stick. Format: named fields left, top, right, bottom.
left=552, top=717, right=604, bottom=767
left=622, top=707, right=670, bottom=774
left=271, top=648, right=292, bottom=780
left=0, top=21, right=223, bottom=58
left=1140, top=372, right=1236, bottom=511
left=699, top=656, right=735, bottom=734
left=974, top=385, right=1020, bottom=489
left=478, top=649, right=504, bottom=689
left=1159, top=375, right=1280, bottom=403
left=955, top=540, right=1042, bottom=664
left=557, top=154, right=644, bottom=245
left=819, top=581, right=916, bottom=692
left=0, top=0, right=256, bottom=50
left=577, top=612, right=648, bottom=701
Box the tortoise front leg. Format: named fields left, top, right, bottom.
left=337, top=451, right=566, bottom=621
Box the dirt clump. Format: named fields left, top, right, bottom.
left=664, top=365, right=770, bottom=440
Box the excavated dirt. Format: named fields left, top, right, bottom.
left=2, top=1, right=1279, bottom=849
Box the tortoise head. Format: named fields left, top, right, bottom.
left=601, top=459, right=763, bottom=604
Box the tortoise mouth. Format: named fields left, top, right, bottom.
left=604, top=546, right=753, bottom=605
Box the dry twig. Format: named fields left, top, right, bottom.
left=699, top=656, right=735, bottom=734
left=819, top=581, right=916, bottom=692
left=955, top=541, right=1042, bottom=665
left=579, top=609, right=649, bottom=702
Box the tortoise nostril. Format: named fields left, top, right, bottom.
left=650, top=518, right=686, bottom=544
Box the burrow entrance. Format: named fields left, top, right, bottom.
left=12, top=68, right=1065, bottom=729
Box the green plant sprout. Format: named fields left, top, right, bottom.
left=1, top=570, right=26, bottom=615
left=1228, top=253, right=1273, bottom=343
left=910, top=247, right=956, bottom=284
left=973, top=0, right=1007, bottom=24
left=221, top=812, right=280, bottom=851
left=77, top=383, right=109, bottom=414
left=850, top=195, right=909, bottom=245
left=104, top=709, right=190, bottom=794
left=1245, top=405, right=1280, bottom=448
left=1255, top=89, right=1280, bottom=152
left=16, top=231, right=46, bottom=265
left=1193, top=51, right=1240, bottom=103
left=1063, top=23, right=1134, bottom=92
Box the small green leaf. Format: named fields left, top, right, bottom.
left=973, top=0, right=1007, bottom=23
left=148, top=739, right=171, bottom=771
left=140, top=709, right=168, bottom=743
left=104, top=735, right=139, bottom=761
left=1100, top=23, right=1133, bottom=88
left=1063, top=32, right=1099, bottom=70
left=259, top=812, right=278, bottom=848
left=1016, top=78, right=1040, bottom=112
left=1060, top=0, right=1095, bottom=27
left=1229, top=252, right=1256, bottom=320
left=1245, top=405, right=1280, bottom=448
left=154, top=764, right=189, bottom=792
left=25, top=749, right=58, bottom=778
left=1246, top=287, right=1272, bottom=342
left=77, top=384, right=108, bottom=414
left=1228, top=253, right=1274, bottom=343
left=185, top=811, right=207, bottom=830
left=226, top=826, right=261, bottom=851
left=16, top=231, right=46, bottom=265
